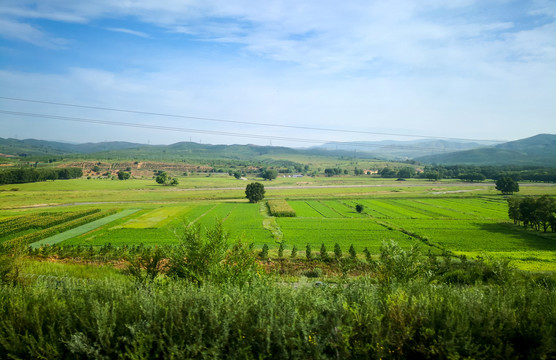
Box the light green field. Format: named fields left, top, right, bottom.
left=120, top=206, right=189, bottom=228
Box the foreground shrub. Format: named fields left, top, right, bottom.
left=167, top=221, right=260, bottom=287
left=0, top=277, right=554, bottom=359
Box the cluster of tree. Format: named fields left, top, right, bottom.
left=155, top=171, right=179, bottom=186
left=419, top=165, right=556, bottom=183
left=117, top=171, right=131, bottom=180
left=324, top=167, right=345, bottom=177
left=379, top=167, right=416, bottom=179
left=0, top=167, right=82, bottom=185
left=507, top=195, right=556, bottom=232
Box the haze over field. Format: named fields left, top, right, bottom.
left=1, top=0, right=555, bottom=146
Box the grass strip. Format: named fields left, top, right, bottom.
left=30, top=209, right=140, bottom=248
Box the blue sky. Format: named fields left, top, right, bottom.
left=0, top=0, right=555, bottom=146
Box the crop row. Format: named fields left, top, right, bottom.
left=0, top=209, right=101, bottom=239
left=6, top=209, right=116, bottom=246
left=267, top=200, right=296, bottom=217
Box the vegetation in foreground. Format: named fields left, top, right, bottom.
left=0, top=223, right=555, bottom=359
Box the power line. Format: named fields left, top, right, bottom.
left=0, top=110, right=486, bottom=153
left=0, top=110, right=335, bottom=145
left=0, top=96, right=505, bottom=143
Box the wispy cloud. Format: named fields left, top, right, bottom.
left=0, top=18, right=67, bottom=48
left=1, top=1, right=555, bottom=73
left=106, top=27, right=151, bottom=38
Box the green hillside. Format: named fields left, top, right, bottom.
left=416, top=134, right=556, bottom=166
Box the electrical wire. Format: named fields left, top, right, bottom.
left=0, top=96, right=505, bottom=143
left=0, top=109, right=496, bottom=153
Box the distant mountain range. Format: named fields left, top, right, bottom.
left=315, top=139, right=491, bottom=159
left=1, top=134, right=555, bottom=167
left=415, top=134, right=556, bottom=166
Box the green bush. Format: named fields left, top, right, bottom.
left=0, top=277, right=554, bottom=359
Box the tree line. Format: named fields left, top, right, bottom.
left=420, top=165, right=556, bottom=182
left=0, top=167, right=83, bottom=185
left=507, top=195, right=556, bottom=232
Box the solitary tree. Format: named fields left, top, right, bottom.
left=496, top=177, right=519, bottom=195
left=355, top=204, right=365, bottom=213
left=245, top=182, right=265, bottom=203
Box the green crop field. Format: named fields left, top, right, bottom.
left=0, top=177, right=554, bottom=270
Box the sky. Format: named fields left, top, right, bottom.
left=0, top=0, right=555, bottom=147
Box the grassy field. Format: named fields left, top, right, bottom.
left=1, top=177, right=555, bottom=270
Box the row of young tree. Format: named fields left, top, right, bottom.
left=507, top=195, right=556, bottom=232
left=0, top=167, right=83, bottom=185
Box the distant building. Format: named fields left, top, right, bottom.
left=292, top=174, right=304, bottom=178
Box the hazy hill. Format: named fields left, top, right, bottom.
left=2, top=134, right=554, bottom=167
left=0, top=138, right=144, bottom=157
left=416, top=134, right=556, bottom=166
left=0, top=138, right=380, bottom=166
left=316, top=139, right=487, bottom=159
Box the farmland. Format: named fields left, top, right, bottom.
left=1, top=176, right=554, bottom=270
left=1, top=170, right=555, bottom=359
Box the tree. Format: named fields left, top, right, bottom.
left=156, top=171, right=168, bottom=185
left=496, top=177, right=519, bottom=195
left=117, top=171, right=130, bottom=180
left=397, top=167, right=415, bottom=179
left=355, top=204, right=365, bottom=213
left=233, top=171, right=242, bottom=179
left=261, top=169, right=278, bottom=181
left=155, top=171, right=178, bottom=186
left=245, top=182, right=265, bottom=203
left=334, top=243, right=343, bottom=260
left=507, top=196, right=522, bottom=225
left=379, top=167, right=397, bottom=178
left=320, top=243, right=328, bottom=261
left=535, top=195, right=556, bottom=232
left=424, top=171, right=440, bottom=181
left=349, top=244, right=357, bottom=260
